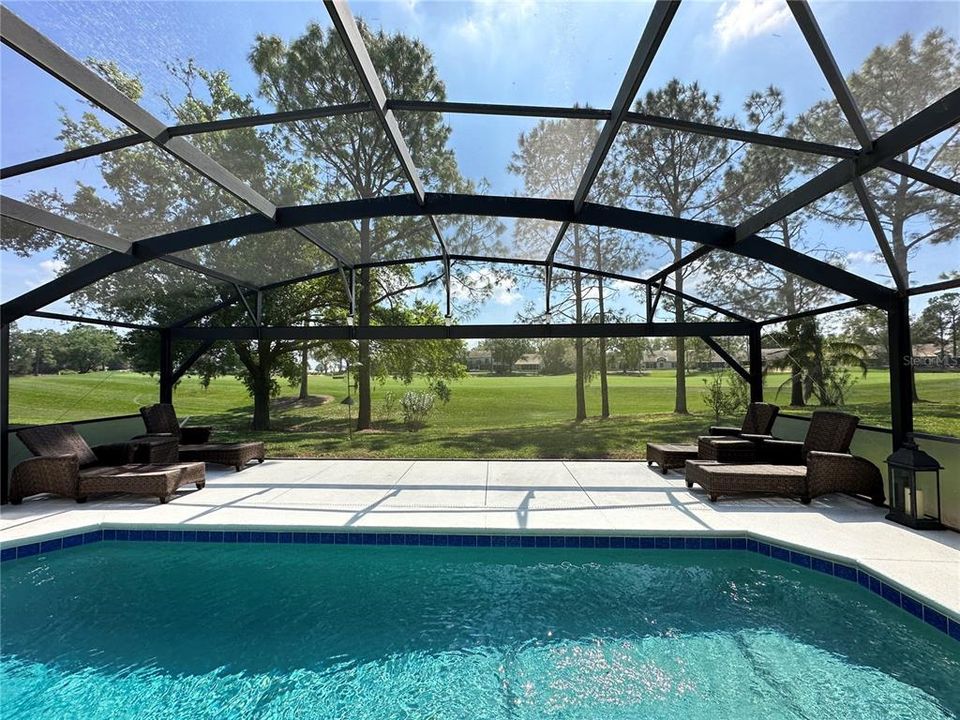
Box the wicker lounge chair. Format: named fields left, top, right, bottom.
left=139, top=403, right=212, bottom=444
left=11, top=424, right=205, bottom=504
left=705, top=402, right=780, bottom=438
left=760, top=410, right=859, bottom=464
left=684, top=453, right=884, bottom=505
left=685, top=411, right=884, bottom=505
left=697, top=402, right=780, bottom=464
left=139, top=403, right=265, bottom=471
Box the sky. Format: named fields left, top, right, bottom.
left=2, top=0, right=958, bottom=331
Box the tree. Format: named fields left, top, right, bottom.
left=2, top=60, right=342, bottom=429
left=915, top=293, right=960, bottom=359
left=8, top=327, right=59, bottom=376
left=509, top=116, right=639, bottom=419
left=510, top=118, right=598, bottom=420
left=796, top=29, right=960, bottom=397
left=842, top=306, right=889, bottom=366
left=621, top=80, right=742, bottom=414
left=701, top=369, right=748, bottom=423
left=701, top=88, right=841, bottom=405
left=481, top=338, right=532, bottom=375
left=797, top=29, right=959, bottom=283
left=251, top=22, right=493, bottom=430
left=611, top=337, right=651, bottom=374
left=57, top=326, right=120, bottom=373
left=537, top=339, right=574, bottom=375
left=765, top=319, right=868, bottom=406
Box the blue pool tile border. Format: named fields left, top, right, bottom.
left=1, top=527, right=956, bottom=642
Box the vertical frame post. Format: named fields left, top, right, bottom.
left=887, top=295, right=913, bottom=449
left=748, top=325, right=763, bottom=403
left=159, top=328, right=174, bottom=405
left=1, top=323, right=10, bottom=504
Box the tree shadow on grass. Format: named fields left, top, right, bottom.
left=185, top=390, right=725, bottom=459
left=430, top=415, right=708, bottom=459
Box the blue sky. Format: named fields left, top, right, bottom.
left=2, top=0, right=958, bottom=330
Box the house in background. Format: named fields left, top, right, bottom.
left=911, top=343, right=958, bottom=371
left=466, top=350, right=494, bottom=372
left=513, top=354, right=542, bottom=374
left=641, top=350, right=677, bottom=369
left=761, top=347, right=789, bottom=368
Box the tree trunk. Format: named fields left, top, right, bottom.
left=357, top=217, right=373, bottom=430
left=673, top=244, right=688, bottom=414
left=575, top=271, right=587, bottom=422
left=790, top=358, right=805, bottom=406
left=597, top=278, right=609, bottom=418
left=573, top=227, right=586, bottom=422
left=299, top=344, right=309, bottom=401
left=596, top=232, right=609, bottom=418
left=251, top=342, right=272, bottom=430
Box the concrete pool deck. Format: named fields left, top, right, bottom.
left=2, top=458, right=958, bottom=617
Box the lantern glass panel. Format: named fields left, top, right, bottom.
left=889, top=466, right=911, bottom=515
left=915, top=470, right=940, bottom=521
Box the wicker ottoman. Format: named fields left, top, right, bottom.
left=178, top=442, right=266, bottom=471
left=646, top=443, right=699, bottom=473
left=77, top=461, right=206, bottom=504
left=684, top=460, right=809, bottom=504
left=697, top=436, right=758, bottom=463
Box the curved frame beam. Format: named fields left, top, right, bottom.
left=1, top=193, right=894, bottom=324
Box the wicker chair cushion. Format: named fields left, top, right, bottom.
left=17, top=424, right=99, bottom=468
left=804, top=411, right=859, bottom=455
left=140, top=403, right=181, bottom=436
left=741, top=402, right=779, bottom=435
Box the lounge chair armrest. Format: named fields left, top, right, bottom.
left=15, top=454, right=79, bottom=474
left=10, top=455, right=80, bottom=503
left=762, top=439, right=804, bottom=465
left=708, top=426, right=741, bottom=437
left=740, top=433, right=774, bottom=444
left=92, top=442, right=135, bottom=465
left=806, top=451, right=884, bottom=504
left=180, top=426, right=212, bottom=444
left=132, top=432, right=176, bottom=439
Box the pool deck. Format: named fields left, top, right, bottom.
left=2, top=458, right=958, bottom=617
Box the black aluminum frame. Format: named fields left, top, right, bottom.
left=2, top=0, right=958, bottom=500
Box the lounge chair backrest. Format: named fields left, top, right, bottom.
left=804, top=411, right=859, bottom=456
left=140, top=403, right=181, bottom=437
left=741, top=402, right=779, bottom=435
left=16, top=423, right=99, bottom=468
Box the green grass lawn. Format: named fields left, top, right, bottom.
left=9, top=369, right=959, bottom=458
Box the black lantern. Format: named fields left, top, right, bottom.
left=885, top=436, right=943, bottom=530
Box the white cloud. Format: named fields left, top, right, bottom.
left=452, top=0, right=539, bottom=46
left=713, top=0, right=791, bottom=50
left=23, top=258, right=66, bottom=290
left=609, top=278, right=639, bottom=294
left=39, top=258, right=65, bottom=275
left=845, top=250, right=882, bottom=265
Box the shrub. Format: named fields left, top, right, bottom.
left=429, top=379, right=452, bottom=405
left=819, top=365, right=858, bottom=406
left=701, top=370, right=748, bottom=422
left=381, top=390, right=398, bottom=420
left=400, top=391, right=436, bottom=430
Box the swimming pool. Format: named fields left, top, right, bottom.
left=2, top=540, right=958, bottom=719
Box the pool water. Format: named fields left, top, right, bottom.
left=1, top=543, right=957, bottom=719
